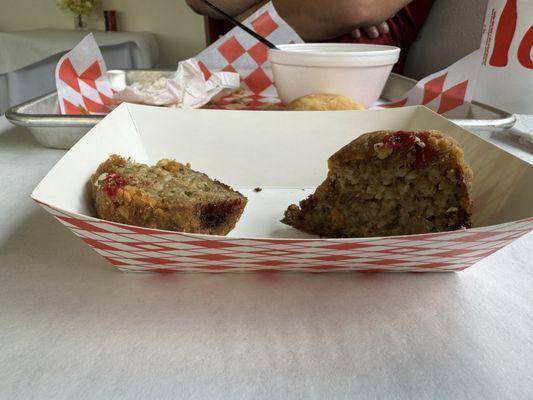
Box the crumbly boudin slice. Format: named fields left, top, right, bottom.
left=282, top=130, right=473, bottom=238
left=91, top=155, right=247, bottom=235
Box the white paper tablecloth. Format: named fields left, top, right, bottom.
left=0, top=29, right=159, bottom=114
left=0, top=29, right=159, bottom=75
left=1, top=116, right=532, bottom=399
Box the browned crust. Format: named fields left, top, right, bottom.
left=283, top=130, right=473, bottom=238
left=91, top=155, right=247, bottom=235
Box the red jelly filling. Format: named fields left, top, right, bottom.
left=382, top=130, right=437, bottom=167
left=382, top=130, right=430, bottom=149
left=103, top=173, right=127, bottom=197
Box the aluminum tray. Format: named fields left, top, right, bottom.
left=6, top=70, right=517, bottom=150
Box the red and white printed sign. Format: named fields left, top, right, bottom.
left=476, top=0, right=533, bottom=113
left=55, top=33, right=114, bottom=115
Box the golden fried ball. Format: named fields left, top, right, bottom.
left=287, top=93, right=365, bottom=111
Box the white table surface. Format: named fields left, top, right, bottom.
left=1, top=116, right=532, bottom=400
left=0, top=29, right=159, bottom=75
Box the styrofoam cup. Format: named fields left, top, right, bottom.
left=268, top=43, right=400, bottom=107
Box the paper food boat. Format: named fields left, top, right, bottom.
left=32, top=104, right=533, bottom=272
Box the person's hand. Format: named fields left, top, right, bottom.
left=350, top=21, right=390, bottom=39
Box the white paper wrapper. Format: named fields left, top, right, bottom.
left=113, top=58, right=240, bottom=109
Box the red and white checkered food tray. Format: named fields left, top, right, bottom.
left=32, top=104, right=533, bottom=272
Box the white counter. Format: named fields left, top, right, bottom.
left=1, top=116, right=532, bottom=399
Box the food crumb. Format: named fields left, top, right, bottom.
left=253, top=187, right=262, bottom=192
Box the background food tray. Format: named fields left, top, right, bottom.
left=6, top=70, right=517, bottom=149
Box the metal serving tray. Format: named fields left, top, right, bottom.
left=6, top=70, right=517, bottom=150
left=5, top=70, right=174, bottom=149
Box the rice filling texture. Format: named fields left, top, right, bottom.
left=91, top=155, right=247, bottom=235
left=283, top=130, right=473, bottom=238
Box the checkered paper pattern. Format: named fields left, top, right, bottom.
left=204, top=91, right=284, bottom=111
left=379, top=51, right=482, bottom=116
left=195, top=2, right=303, bottom=98
left=56, top=33, right=114, bottom=115
left=37, top=202, right=533, bottom=273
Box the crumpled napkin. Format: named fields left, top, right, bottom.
left=114, top=58, right=240, bottom=108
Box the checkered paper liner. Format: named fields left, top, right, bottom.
left=55, top=33, right=114, bottom=115
left=204, top=91, right=284, bottom=110
left=195, top=2, right=302, bottom=98
left=378, top=51, right=481, bottom=117
left=37, top=201, right=533, bottom=273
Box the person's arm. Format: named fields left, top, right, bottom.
left=272, top=0, right=413, bottom=40
left=185, top=0, right=413, bottom=41
left=185, top=0, right=260, bottom=18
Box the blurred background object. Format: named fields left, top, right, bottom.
left=203, top=0, right=489, bottom=80
left=0, top=29, right=159, bottom=114
left=104, top=10, right=118, bottom=32
left=57, top=0, right=99, bottom=31
left=0, top=0, right=494, bottom=114
left=0, top=0, right=489, bottom=78
left=0, top=0, right=205, bottom=68
left=0, top=0, right=206, bottom=114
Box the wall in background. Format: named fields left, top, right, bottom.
left=0, top=0, right=207, bottom=68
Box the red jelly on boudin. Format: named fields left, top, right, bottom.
left=382, top=130, right=429, bottom=149
left=382, top=130, right=437, bottom=167
left=103, top=173, right=126, bottom=197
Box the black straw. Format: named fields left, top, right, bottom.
left=199, top=0, right=279, bottom=49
